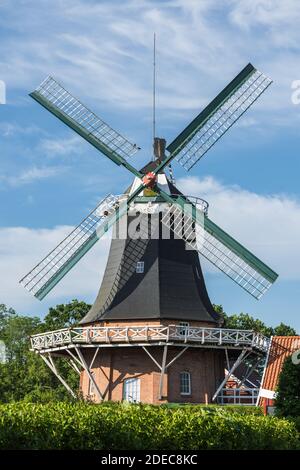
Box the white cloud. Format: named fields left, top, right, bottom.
left=0, top=166, right=65, bottom=187
left=177, top=175, right=300, bottom=281
left=39, top=135, right=85, bottom=157
left=0, top=225, right=110, bottom=315
left=0, top=122, right=42, bottom=137
left=229, top=0, right=300, bottom=47
left=0, top=0, right=298, bottom=126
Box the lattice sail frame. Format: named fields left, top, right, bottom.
left=167, top=65, right=272, bottom=171
left=31, top=76, right=140, bottom=162
left=20, top=63, right=278, bottom=302
left=161, top=203, right=277, bottom=299
left=20, top=194, right=122, bottom=300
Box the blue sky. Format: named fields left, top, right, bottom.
left=0, top=0, right=300, bottom=331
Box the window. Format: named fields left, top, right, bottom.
left=136, top=261, right=144, bottom=273
left=123, top=377, right=140, bottom=403
left=180, top=371, right=191, bottom=395
left=89, top=372, right=96, bottom=397
left=178, top=321, right=189, bottom=336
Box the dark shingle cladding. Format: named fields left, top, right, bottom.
left=80, top=173, right=221, bottom=325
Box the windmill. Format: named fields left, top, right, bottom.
left=23, top=63, right=277, bottom=404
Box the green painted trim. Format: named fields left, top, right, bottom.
left=35, top=233, right=100, bottom=300
left=166, top=63, right=256, bottom=156
left=203, top=216, right=278, bottom=283
left=159, top=189, right=278, bottom=284
left=35, top=202, right=129, bottom=300
left=30, top=92, right=142, bottom=179
left=134, top=196, right=166, bottom=203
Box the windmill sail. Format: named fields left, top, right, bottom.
left=161, top=198, right=278, bottom=300
left=30, top=76, right=141, bottom=177
left=20, top=194, right=127, bottom=300
left=166, top=63, right=272, bottom=171
left=20, top=64, right=278, bottom=303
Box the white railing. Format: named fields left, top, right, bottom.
left=217, top=387, right=260, bottom=406
left=30, top=325, right=269, bottom=353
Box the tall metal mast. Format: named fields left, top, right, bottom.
left=152, top=32, right=156, bottom=160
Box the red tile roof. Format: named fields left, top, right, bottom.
left=261, top=336, right=300, bottom=393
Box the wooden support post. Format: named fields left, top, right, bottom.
left=225, top=348, right=230, bottom=370
left=212, top=349, right=249, bottom=402
left=239, top=357, right=261, bottom=388
left=75, top=347, right=103, bottom=402
left=142, top=346, right=162, bottom=370
left=158, top=345, right=168, bottom=400
left=165, top=346, right=189, bottom=369
left=40, top=353, right=77, bottom=399
left=89, top=347, right=100, bottom=369
left=66, top=348, right=84, bottom=369
left=68, top=358, right=81, bottom=375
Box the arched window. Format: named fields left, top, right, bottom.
left=180, top=371, right=191, bottom=395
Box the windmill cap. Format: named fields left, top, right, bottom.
left=153, top=137, right=166, bottom=161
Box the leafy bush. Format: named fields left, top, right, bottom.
left=0, top=402, right=298, bottom=450
left=161, top=403, right=263, bottom=415
left=292, top=416, right=300, bottom=432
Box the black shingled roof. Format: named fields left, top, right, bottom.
left=80, top=170, right=221, bottom=325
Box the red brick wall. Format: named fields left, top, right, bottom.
left=167, top=348, right=224, bottom=403
left=80, top=346, right=225, bottom=404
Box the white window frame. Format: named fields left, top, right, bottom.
left=178, top=321, right=189, bottom=336
left=136, top=261, right=144, bottom=273
left=123, top=377, right=141, bottom=403
left=89, top=371, right=96, bottom=397
left=180, top=371, right=191, bottom=396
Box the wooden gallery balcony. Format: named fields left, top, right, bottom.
left=30, top=325, right=269, bottom=355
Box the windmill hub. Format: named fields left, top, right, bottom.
left=142, top=171, right=157, bottom=188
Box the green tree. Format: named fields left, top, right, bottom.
left=42, top=299, right=91, bottom=330
left=213, top=304, right=225, bottom=315
left=0, top=300, right=91, bottom=403
left=1, top=314, right=41, bottom=362
left=275, top=356, right=300, bottom=417
left=213, top=306, right=297, bottom=338
left=273, top=323, right=297, bottom=336
left=223, top=312, right=273, bottom=336
left=0, top=311, right=51, bottom=402
left=0, top=304, right=16, bottom=337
